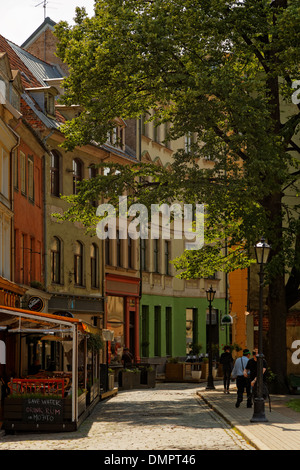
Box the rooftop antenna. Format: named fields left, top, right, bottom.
left=35, top=0, right=48, bottom=20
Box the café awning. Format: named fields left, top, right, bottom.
left=0, top=304, right=100, bottom=336
left=0, top=304, right=101, bottom=424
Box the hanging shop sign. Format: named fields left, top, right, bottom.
left=221, top=314, right=233, bottom=325
left=27, top=296, right=45, bottom=312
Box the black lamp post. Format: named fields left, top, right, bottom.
left=206, top=285, right=216, bottom=390
left=250, top=237, right=271, bottom=423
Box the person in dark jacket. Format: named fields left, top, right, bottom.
left=220, top=346, right=233, bottom=393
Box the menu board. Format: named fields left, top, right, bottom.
left=23, top=397, right=64, bottom=423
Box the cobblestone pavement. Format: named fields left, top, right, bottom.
left=0, top=383, right=255, bottom=450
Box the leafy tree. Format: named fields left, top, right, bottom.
left=55, top=0, right=300, bottom=392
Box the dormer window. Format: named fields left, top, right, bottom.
left=25, top=86, right=58, bottom=118
left=106, top=121, right=126, bottom=150
left=44, top=91, right=55, bottom=117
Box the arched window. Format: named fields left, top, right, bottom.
left=50, top=151, right=61, bottom=197
left=74, top=241, right=84, bottom=286
left=73, top=159, right=83, bottom=194
left=51, top=236, right=61, bottom=284
left=90, top=243, right=99, bottom=288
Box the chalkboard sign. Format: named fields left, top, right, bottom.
left=23, top=397, right=64, bottom=424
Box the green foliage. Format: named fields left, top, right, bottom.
left=188, top=343, right=203, bottom=355
left=286, top=399, right=300, bottom=413
left=54, top=0, right=300, bottom=289
left=54, top=0, right=300, bottom=389
left=87, top=333, right=103, bottom=351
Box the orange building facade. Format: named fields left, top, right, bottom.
left=13, top=129, right=45, bottom=289
left=228, top=268, right=252, bottom=355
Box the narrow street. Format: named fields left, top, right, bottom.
left=0, top=383, right=255, bottom=451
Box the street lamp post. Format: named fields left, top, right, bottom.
left=206, top=285, right=216, bottom=390
left=250, top=237, right=271, bottom=423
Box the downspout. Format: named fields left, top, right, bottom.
left=42, top=130, right=55, bottom=292
left=138, top=117, right=142, bottom=362
left=7, top=122, right=21, bottom=283
left=72, top=323, right=78, bottom=423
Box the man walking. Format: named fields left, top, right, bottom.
left=231, top=349, right=252, bottom=408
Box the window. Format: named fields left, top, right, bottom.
left=128, top=237, right=133, bottom=269
left=44, top=92, right=55, bottom=117
left=153, top=239, right=159, bottom=273
left=73, top=159, right=83, bottom=194
left=116, top=230, right=121, bottom=267
left=164, top=241, right=170, bottom=275
left=166, top=307, right=172, bottom=356
left=0, top=215, right=11, bottom=279
left=50, top=151, right=60, bottom=197
left=14, top=150, right=18, bottom=190
left=28, top=156, right=34, bottom=201
left=20, top=151, right=26, bottom=195
left=21, top=233, right=26, bottom=284
left=154, top=306, right=161, bottom=356
left=141, top=238, right=147, bottom=271
left=89, top=164, right=98, bottom=207
left=30, top=237, right=35, bottom=282
left=74, top=241, right=84, bottom=286
left=141, top=305, right=149, bottom=357
left=89, top=164, right=97, bottom=179
left=185, top=132, right=194, bottom=152
left=90, top=243, right=98, bottom=288
left=105, top=237, right=110, bottom=265
left=0, top=149, right=9, bottom=198
left=51, top=237, right=61, bottom=284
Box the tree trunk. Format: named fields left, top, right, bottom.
left=267, top=273, right=288, bottom=393
left=264, top=192, right=288, bottom=393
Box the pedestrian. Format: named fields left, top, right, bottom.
left=122, top=347, right=134, bottom=368
left=219, top=345, right=233, bottom=393
left=231, top=348, right=252, bottom=408
left=243, top=349, right=268, bottom=401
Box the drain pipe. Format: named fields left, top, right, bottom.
left=7, top=121, right=21, bottom=282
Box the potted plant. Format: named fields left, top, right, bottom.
left=165, top=357, right=185, bottom=381
left=118, top=368, right=141, bottom=389
left=140, top=366, right=156, bottom=388
left=188, top=343, right=203, bottom=379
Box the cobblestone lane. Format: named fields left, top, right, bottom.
left=0, top=383, right=255, bottom=450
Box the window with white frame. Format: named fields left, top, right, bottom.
left=0, top=149, right=9, bottom=199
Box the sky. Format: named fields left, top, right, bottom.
left=0, top=0, right=96, bottom=46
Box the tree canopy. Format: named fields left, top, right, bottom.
left=55, top=0, right=300, bottom=391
